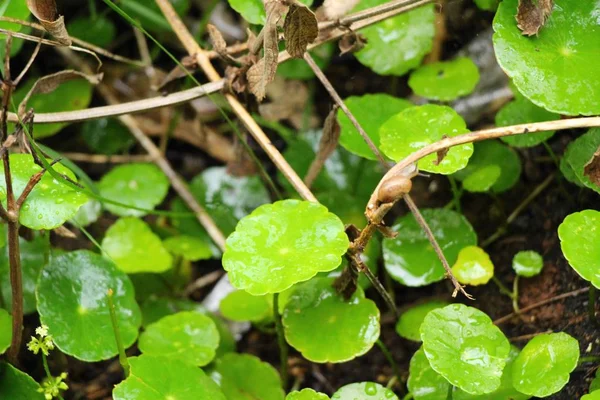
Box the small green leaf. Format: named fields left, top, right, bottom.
left=396, top=301, right=448, bottom=342
left=407, top=347, right=451, bottom=400
left=512, top=251, right=544, bottom=278
left=138, top=311, right=219, bottom=366
left=228, top=0, right=313, bottom=25
left=561, top=128, right=600, bottom=193
left=223, top=199, right=348, bottom=295
left=163, top=235, right=212, bottom=261
left=220, top=290, right=272, bottom=322
left=496, top=96, right=559, bottom=148
left=451, top=246, right=494, bottom=286
left=286, top=389, right=330, bottom=400
left=512, top=332, right=579, bottom=397
left=453, top=141, right=522, bottom=193
left=0, top=309, right=11, bottom=355
left=583, top=392, right=600, bottom=400
left=337, top=94, right=412, bottom=160
left=283, top=277, right=380, bottom=363
left=0, top=362, right=45, bottom=400
left=332, top=382, right=399, bottom=399
left=420, top=304, right=510, bottom=395
left=353, top=0, right=435, bottom=76
left=36, top=250, right=142, bottom=361
left=558, top=210, right=600, bottom=288
left=212, top=353, right=285, bottom=400
left=380, top=105, right=473, bottom=174
left=493, top=0, right=600, bottom=115
left=113, top=354, right=226, bottom=400
left=98, top=163, right=170, bottom=217
left=11, top=78, right=93, bottom=138
left=408, top=57, right=480, bottom=101
left=102, top=218, right=173, bottom=274
left=462, top=165, right=502, bottom=193
left=383, top=208, right=477, bottom=286
left=474, top=0, right=498, bottom=11
left=452, top=346, right=531, bottom=400
left=119, top=0, right=191, bottom=33
left=67, top=15, right=117, bottom=48
left=80, top=118, right=135, bottom=155
left=0, top=234, right=49, bottom=314
left=0, top=154, right=87, bottom=230
left=591, top=368, right=600, bottom=392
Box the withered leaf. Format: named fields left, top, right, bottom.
left=247, top=1, right=287, bottom=101
left=304, top=105, right=340, bottom=187
left=207, top=24, right=239, bottom=66
left=158, top=55, right=199, bottom=90
left=516, top=0, right=554, bottom=36
left=18, top=70, right=102, bottom=116
left=284, top=1, right=319, bottom=59
left=433, top=135, right=450, bottom=166
left=321, top=0, right=361, bottom=20
left=584, top=146, right=600, bottom=189
left=26, top=0, right=72, bottom=46
left=339, top=31, right=368, bottom=55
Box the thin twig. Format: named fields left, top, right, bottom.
left=183, top=270, right=224, bottom=297
left=61, top=153, right=154, bottom=164
left=14, top=37, right=43, bottom=86
left=508, top=330, right=552, bottom=342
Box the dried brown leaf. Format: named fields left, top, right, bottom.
left=339, top=31, right=368, bottom=55
left=26, top=0, right=72, bottom=46
left=247, top=1, right=287, bottom=100
left=321, top=0, right=361, bottom=20
left=304, top=106, right=340, bottom=187
left=284, top=1, right=319, bottom=58
left=584, top=146, right=600, bottom=189
left=158, top=56, right=199, bottom=90
left=516, top=0, right=554, bottom=36
left=18, top=70, right=103, bottom=116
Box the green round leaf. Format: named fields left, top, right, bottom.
left=163, top=235, right=212, bottom=261
left=332, top=382, right=399, bottom=400
left=396, top=301, right=448, bottom=342
left=453, top=141, right=522, bottom=193
left=462, top=165, right=502, bottom=193
left=0, top=309, right=11, bottom=355
left=212, top=353, right=285, bottom=400
left=139, top=311, right=219, bottom=366
left=114, top=354, right=225, bottom=400
left=407, top=347, right=451, bottom=400
left=98, top=163, right=170, bottom=217
left=383, top=208, right=477, bottom=286
left=337, top=94, right=412, bottom=160
left=496, top=96, right=558, bottom=148
left=493, top=0, right=600, bottom=115
left=287, top=389, right=330, bottom=400
left=228, top=0, right=312, bottom=25
left=451, top=246, right=494, bottom=286
left=0, top=234, right=49, bottom=314
left=583, top=392, right=600, bottom=400
left=512, top=332, right=579, bottom=397
left=220, top=290, right=271, bottom=322
left=67, top=15, right=117, bottom=48
left=558, top=210, right=600, bottom=288
left=0, top=154, right=87, bottom=230
left=223, top=199, right=348, bottom=295
left=380, top=105, right=473, bottom=174
left=71, top=197, right=102, bottom=227
left=283, top=277, right=380, bottom=363
left=408, top=57, right=480, bottom=101
left=512, top=251, right=544, bottom=278
left=452, top=346, right=531, bottom=400
left=0, top=362, right=45, bottom=400
left=421, top=304, right=510, bottom=395
left=80, top=118, right=135, bottom=155
left=102, top=218, right=173, bottom=274
left=354, top=0, right=435, bottom=76
left=561, top=128, right=600, bottom=193
left=11, top=78, right=93, bottom=138
left=36, top=250, right=142, bottom=361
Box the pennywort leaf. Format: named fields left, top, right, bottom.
left=396, top=300, right=448, bottom=342
left=408, top=57, right=480, bottom=101
left=558, top=210, right=600, bottom=288
left=451, top=246, right=494, bottom=286
left=332, top=382, right=399, bottom=399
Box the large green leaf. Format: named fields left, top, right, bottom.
left=36, top=250, right=142, bottom=361
left=0, top=362, right=45, bottom=400
left=420, top=304, right=510, bottom=395
left=383, top=208, right=477, bottom=286
left=287, top=389, right=330, bottom=400
left=332, top=382, right=399, bottom=399
left=560, top=129, right=600, bottom=194
left=353, top=0, right=435, bottom=76
left=493, top=0, right=600, bottom=115
left=283, top=278, right=380, bottom=363
left=558, top=210, right=600, bottom=288
left=68, top=15, right=117, bottom=48
left=113, top=354, right=226, bottom=400
left=223, top=200, right=348, bottom=295
left=220, top=290, right=272, bottom=322
left=396, top=301, right=448, bottom=342
left=0, top=154, right=87, bottom=230
left=0, top=0, right=30, bottom=31
left=407, top=348, right=451, bottom=400
left=0, top=309, right=11, bottom=355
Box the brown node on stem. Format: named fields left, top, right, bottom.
left=377, top=175, right=413, bottom=204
